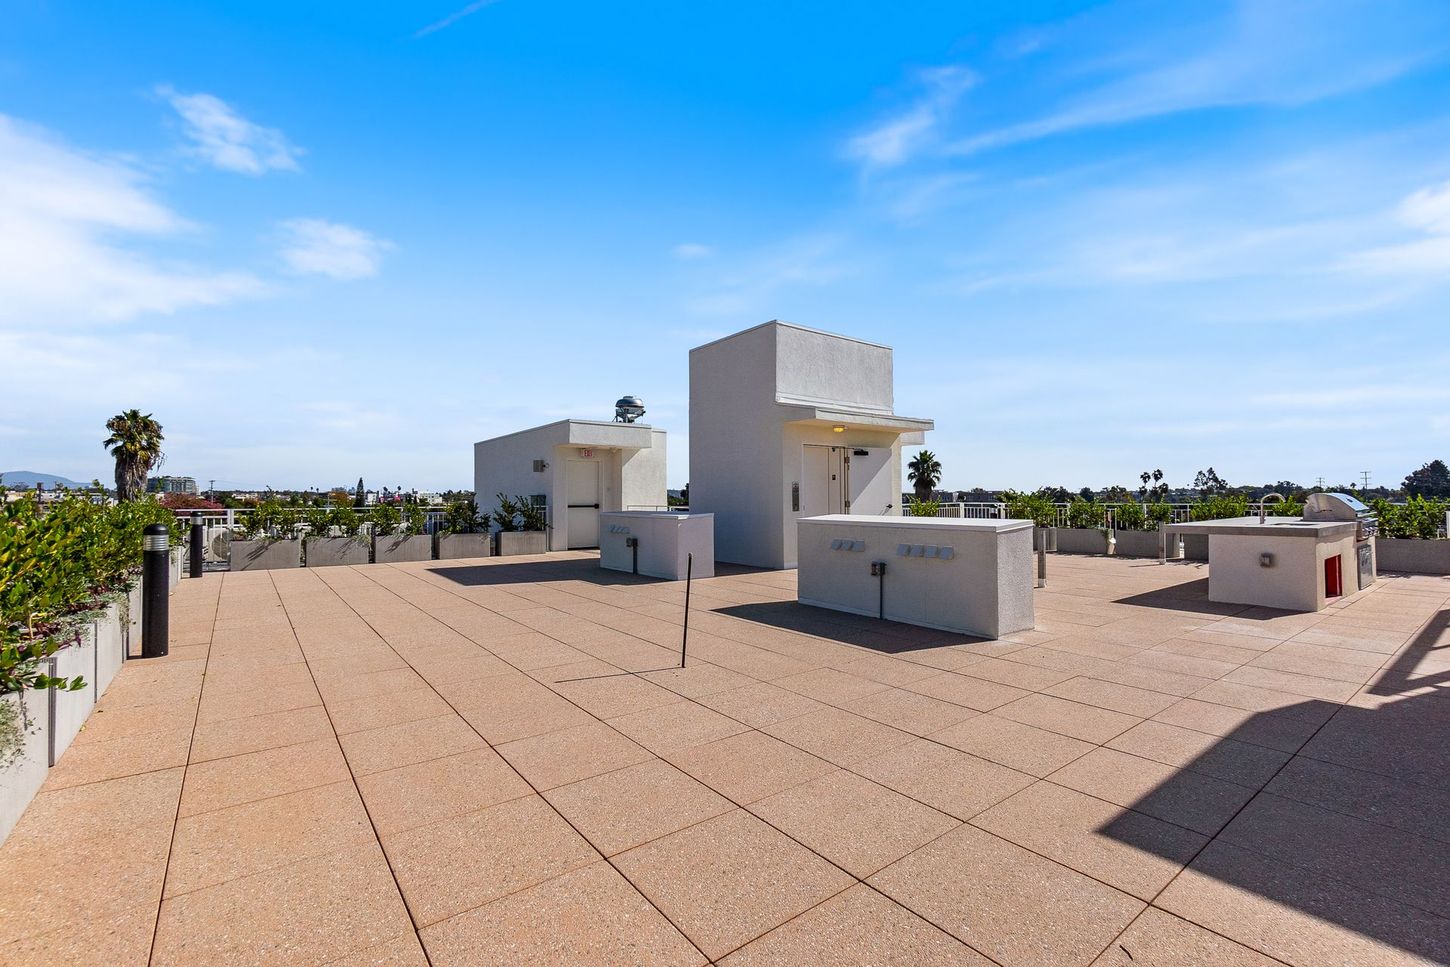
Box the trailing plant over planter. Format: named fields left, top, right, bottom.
left=1114, top=501, right=1146, bottom=531
left=493, top=494, right=547, bottom=532
left=1373, top=496, right=1448, bottom=539
left=236, top=500, right=301, bottom=540
left=1065, top=498, right=1106, bottom=530
left=1190, top=493, right=1250, bottom=521
left=440, top=500, right=484, bottom=534
left=1001, top=490, right=1057, bottom=528
left=0, top=495, right=176, bottom=696
left=369, top=502, right=403, bottom=536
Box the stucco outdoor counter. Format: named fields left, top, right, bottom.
left=1165, top=516, right=1371, bottom=612
left=796, top=514, right=1035, bottom=638
left=599, top=511, right=715, bottom=580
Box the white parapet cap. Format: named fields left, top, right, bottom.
left=473, top=418, right=659, bottom=450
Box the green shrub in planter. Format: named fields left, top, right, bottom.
left=1065, top=498, right=1105, bottom=530
left=907, top=498, right=941, bottom=517
left=369, top=503, right=402, bottom=537
left=1373, top=496, right=1448, bottom=539
left=1190, top=493, right=1249, bottom=521
left=440, top=500, right=484, bottom=534
left=493, top=494, right=546, bottom=532
left=1147, top=502, right=1174, bottom=530
left=1114, top=501, right=1146, bottom=531
left=1001, top=490, right=1057, bottom=527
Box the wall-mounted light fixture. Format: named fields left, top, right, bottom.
left=831, top=424, right=846, bottom=433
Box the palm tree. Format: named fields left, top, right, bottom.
left=907, top=449, right=943, bottom=501
left=103, top=410, right=165, bottom=502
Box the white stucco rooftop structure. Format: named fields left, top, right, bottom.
left=473, top=420, right=667, bottom=552
left=689, top=321, right=934, bottom=569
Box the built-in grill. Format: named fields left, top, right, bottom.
left=1304, top=492, right=1377, bottom=586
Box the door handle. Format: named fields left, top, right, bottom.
left=567, top=503, right=600, bottom=509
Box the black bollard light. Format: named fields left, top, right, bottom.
left=189, top=511, right=204, bottom=579
left=142, top=523, right=170, bottom=658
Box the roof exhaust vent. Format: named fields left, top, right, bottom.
left=614, top=395, right=646, bottom=423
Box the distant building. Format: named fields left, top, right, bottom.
left=147, top=476, right=198, bottom=495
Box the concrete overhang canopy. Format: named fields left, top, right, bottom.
left=778, top=403, right=934, bottom=435
left=474, top=418, right=658, bottom=451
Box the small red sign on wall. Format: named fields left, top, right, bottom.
left=580, top=449, right=594, bottom=458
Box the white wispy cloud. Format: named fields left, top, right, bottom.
left=0, top=114, right=265, bottom=324
left=1344, top=178, right=1450, bottom=275
left=845, top=66, right=976, bottom=170
left=686, top=234, right=852, bottom=316
left=934, top=1, right=1445, bottom=158
left=415, top=0, right=502, bottom=38
left=278, top=218, right=393, bottom=280
left=157, top=85, right=301, bottom=175
left=671, top=242, right=713, bottom=260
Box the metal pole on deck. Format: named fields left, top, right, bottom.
left=189, top=511, right=204, bottom=578
left=680, top=553, right=692, bottom=668
left=142, top=524, right=170, bottom=658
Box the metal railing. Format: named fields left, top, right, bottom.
left=170, top=506, right=452, bottom=536
left=901, top=502, right=1204, bottom=530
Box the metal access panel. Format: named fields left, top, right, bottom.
left=1356, top=543, right=1375, bottom=589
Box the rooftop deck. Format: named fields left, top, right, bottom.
left=3, top=553, right=1447, bottom=965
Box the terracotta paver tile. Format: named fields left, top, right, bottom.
left=421, top=861, right=704, bottom=965
left=833, top=654, right=942, bottom=686
left=1048, top=747, right=1256, bottom=835
left=338, top=712, right=485, bottom=777
left=356, top=747, right=533, bottom=836
left=549, top=671, right=687, bottom=718
left=0, top=903, right=157, bottom=966
left=454, top=681, right=597, bottom=743
left=696, top=681, right=827, bottom=727
left=639, top=662, right=755, bottom=698
left=721, top=883, right=988, bottom=965
left=1152, top=697, right=1323, bottom=753
left=152, top=841, right=412, bottom=966
left=1219, top=792, right=1449, bottom=914
left=189, top=704, right=334, bottom=762
left=1107, top=719, right=1290, bottom=788
left=6, top=767, right=183, bottom=845
left=325, top=686, right=455, bottom=735
left=842, top=687, right=979, bottom=735
left=497, top=721, right=654, bottom=790
left=544, top=759, right=733, bottom=856
left=166, top=780, right=375, bottom=897
left=1090, top=906, right=1284, bottom=966
left=314, top=666, right=429, bottom=704
left=606, top=700, right=749, bottom=754
left=774, top=667, right=891, bottom=704
left=0, top=820, right=174, bottom=945
left=670, top=729, right=835, bottom=804
left=1043, top=676, right=1180, bottom=717
left=1157, top=839, right=1450, bottom=967
left=196, top=680, right=322, bottom=723
left=1265, top=755, right=1450, bottom=845
left=994, top=693, right=1142, bottom=744
left=383, top=794, right=597, bottom=926
left=749, top=770, right=959, bottom=877
left=857, top=738, right=1036, bottom=820
left=930, top=714, right=1095, bottom=777
left=970, top=781, right=1206, bottom=900
left=179, top=736, right=351, bottom=817
left=959, top=655, right=1076, bottom=690
left=327, top=932, right=430, bottom=966
left=870, top=823, right=1144, bottom=967
left=903, top=671, right=1029, bottom=711
left=614, top=808, right=854, bottom=960
left=763, top=707, right=916, bottom=768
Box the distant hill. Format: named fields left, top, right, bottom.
left=1, top=471, right=92, bottom=489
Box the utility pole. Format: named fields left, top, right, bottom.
left=1315, top=476, right=1324, bottom=489
left=1360, top=470, right=1372, bottom=490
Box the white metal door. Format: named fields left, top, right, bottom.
left=802, top=445, right=846, bottom=516
left=566, top=459, right=601, bottom=548
left=846, top=447, right=892, bottom=515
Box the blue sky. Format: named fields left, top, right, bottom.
left=4, top=0, right=1449, bottom=493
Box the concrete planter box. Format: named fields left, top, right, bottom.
left=435, top=533, right=493, bottom=560
left=374, top=534, right=433, bottom=563
left=230, top=538, right=302, bottom=571
left=95, top=601, right=126, bottom=694
left=1375, top=537, right=1450, bottom=575
left=305, top=537, right=370, bottom=568
left=1113, top=530, right=1167, bottom=558
left=497, top=531, right=548, bottom=556
left=50, top=630, right=97, bottom=765
left=1055, top=528, right=1109, bottom=555
left=1, top=689, right=49, bottom=846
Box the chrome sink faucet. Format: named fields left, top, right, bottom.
left=1258, top=492, right=1285, bottom=523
